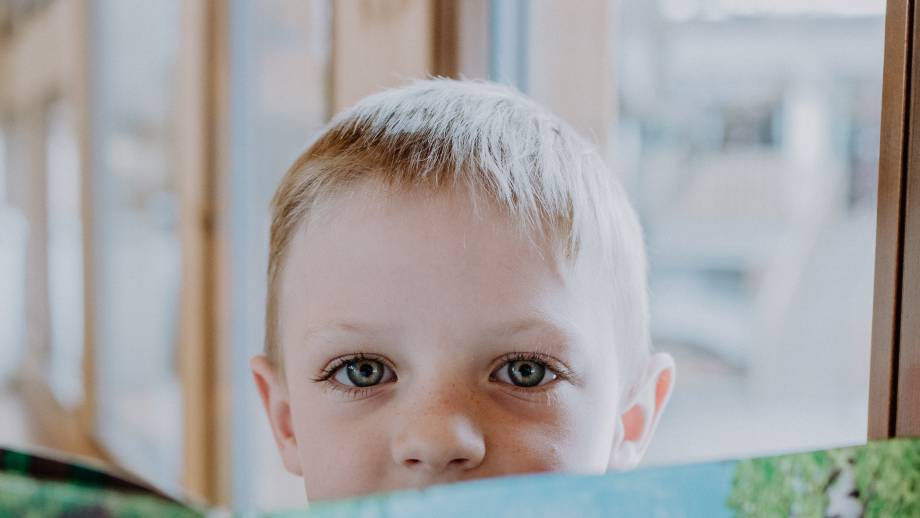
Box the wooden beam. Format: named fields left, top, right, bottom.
left=176, top=0, right=210, bottom=499
left=74, top=0, right=96, bottom=440
left=896, top=0, right=920, bottom=436
left=176, top=0, right=225, bottom=504
left=432, top=0, right=457, bottom=77
left=207, top=0, right=233, bottom=506
left=455, top=0, right=489, bottom=80
left=18, top=374, right=106, bottom=462
left=527, top=0, right=614, bottom=149
left=331, top=0, right=435, bottom=113
left=0, top=0, right=103, bottom=466
left=0, top=0, right=72, bottom=109
left=869, top=0, right=920, bottom=439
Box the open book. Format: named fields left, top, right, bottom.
left=2, top=438, right=918, bottom=517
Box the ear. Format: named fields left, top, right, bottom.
left=609, top=352, right=675, bottom=471
left=251, top=355, right=303, bottom=476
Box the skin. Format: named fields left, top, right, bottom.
left=251, top=181, right=675, bottom=502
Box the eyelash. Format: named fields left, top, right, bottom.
left=310, top=351, right=574, bottom=397
left=310, top=353, right=391, bottom=381
left=310, top=352, right=394, bottom=399
left=494, top=352, right=574, bottom=386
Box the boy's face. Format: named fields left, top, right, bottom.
left=252, top=182, right=673, bottom=502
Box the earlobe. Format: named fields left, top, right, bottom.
left=250, top=355, right=304, bottom=476
left=609, top=352, right=676, bottom=471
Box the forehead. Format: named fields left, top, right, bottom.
left=277, top=182, right=607, bottom=351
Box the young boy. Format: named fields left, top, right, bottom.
left=251, top=78, right=675, bottom=502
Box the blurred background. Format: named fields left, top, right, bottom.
left=0, top=0, right=884, bottom=512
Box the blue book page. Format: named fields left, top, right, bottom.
left=278, top=463, right=735, bottom=518
left=2, top=438, right=918, bottom=516
left=267, top=438, right=920, bottom=518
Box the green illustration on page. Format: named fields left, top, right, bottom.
left=1, top=438, right=918, bottom=517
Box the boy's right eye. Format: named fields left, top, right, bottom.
left=332, top=358, right=396, bottom=387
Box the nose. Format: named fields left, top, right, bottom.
left=391, top=412, right=486, bottom=474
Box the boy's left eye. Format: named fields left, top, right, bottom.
left=492, top=359, right=558, bottom=388
left=332, top=358, right=396, bottom=387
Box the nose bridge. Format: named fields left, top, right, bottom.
left=390, top=374, right=487, bottom=473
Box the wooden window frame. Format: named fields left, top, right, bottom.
left=869, top=0, right=920, bottom=439
left=207, top=0, right=918, bottom=504
left=176, top=0, right=224, bottom=504
left=0, top=0, right=225, bottom=502
left=0, top=0, right=101, bottom=461
left=2, top=0, right=915, bottom=509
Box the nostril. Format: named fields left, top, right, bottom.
left=448, top=458, right=468, bottom=468
left=402, top=457, right=471, bottom=470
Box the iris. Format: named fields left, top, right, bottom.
left=507, top=360, right=546, bottom=387
left=346, top=359, right=384, bottom=387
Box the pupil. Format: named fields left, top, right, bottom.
left=346, top=360, right=383, bottom=387
left=509, top=360, right=544, bottom=387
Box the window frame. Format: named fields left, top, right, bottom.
left=1, top=0, right=914, bottom=509
left=0, top=0, right=99, bottom=460
left=210, top=0, right=920, bottom=504
left=869, top=0, right=920, bottom=439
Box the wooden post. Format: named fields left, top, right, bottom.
left=893, top=0, right=920, bottom=438
left=527, top=0, right=614, bottom=149
left=331, top=0, right=436, bottom=113
left=0, top=0, right=103, bottom=460
left=176, top=0, right=228, bottom=504
left=869, top=0, right=920, bottom=438
left=75, top=0, right=96, bottom=447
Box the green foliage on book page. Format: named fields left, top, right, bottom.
left=0, top=471, right=203, bottom=518
left=852, top=438, right=920, bottom=517
left=727, top=450, right=832, bottom=517
left=727, top=439, right=920, bottom=517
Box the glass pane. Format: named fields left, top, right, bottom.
left=0, top=122, right=28, bottom=388
left=0, top=120, right=31, bottom=449
left=0, top=124, right=5, bottom=200
left=45, top=100, right=85, bottom=410
left=92, top=0, right=183, bottom=490
left=613, top=1, right=884, bottom=465
left=227, top=0, right=331, bottom=511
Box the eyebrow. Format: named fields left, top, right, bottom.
left=301, top=320, right=395, bottom=343
left=482, top=317, right=578, bottom=342
left=302, top=316, right=580, bottom=351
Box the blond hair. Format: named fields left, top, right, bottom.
left=267, top=78, right=650, bottom=385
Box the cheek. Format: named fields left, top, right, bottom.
left=287, top=391, right=392, bottom=500
left=486, top=389, right=616, bottom=473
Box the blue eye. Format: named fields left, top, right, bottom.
left=333, top=358, right=395, bottom=387
left=493, top=359, right=558, bottom=388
